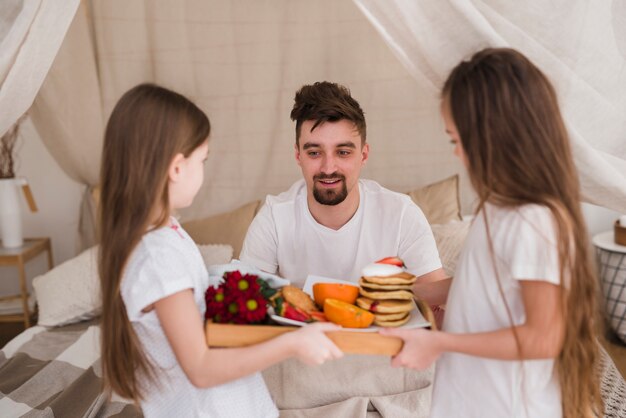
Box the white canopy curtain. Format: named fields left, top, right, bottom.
left=29, top=1, right=104, bottom=250
left=0, top=0, right=80, bottom=138
left=23, top=0, right=464, bottom=251
left=0, top=0, right=94, bottom=249
left=0, top=0, right=103, bottom=249
left=353, top=0, right=626, bottom=213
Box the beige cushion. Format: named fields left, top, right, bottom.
left=431, top=219, right=471, bottom=277
left=33, top=246, right=101, bottom=327
left=197, top=244, right=233, bottom=266
left=182, top=200, right=261, bottom=258
left=406, top=175, right=462, bottom=224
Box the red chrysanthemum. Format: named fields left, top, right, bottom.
left=236, top=294, right=267, bottom=323
left=224, top=272, right=260, bottom=296
left=204, top=270, right=269, bottom=324
left=205, top=286, right=228, bottom=321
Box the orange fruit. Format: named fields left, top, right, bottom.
left=323, top=298, right=375, bottom=328
left=313, top=283, right=359, bottom=307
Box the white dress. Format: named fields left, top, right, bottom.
left=240, top=179, right=442, bottom=287
left=121, top=218, right=278, bottom=418
left=431, top=203, right=562, bottom=418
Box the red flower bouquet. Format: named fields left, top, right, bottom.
left=205, top=270, right=276, bottom=324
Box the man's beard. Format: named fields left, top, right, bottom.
left=312, top=173, right=348, bottom=206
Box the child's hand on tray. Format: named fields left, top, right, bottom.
left=282, top=322, right=344, bottom=365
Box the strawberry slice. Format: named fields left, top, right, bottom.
left=279, top=301, right=312, bottom=322
left=309, top=311, right=328, bottom=322
left=375, top=256, right=406, bottom=268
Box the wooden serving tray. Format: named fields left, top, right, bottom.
left=206, top=298, right=436, bottom=356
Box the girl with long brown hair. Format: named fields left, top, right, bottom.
left=99, top=83, right=342, bottom=418
left=382, top=48, right=602, bottom=417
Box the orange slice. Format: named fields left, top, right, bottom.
left=313, top=283, right=359, bottom=307
left=323, top=298, right=375, bottom=328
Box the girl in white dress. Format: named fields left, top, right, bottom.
left=383, top=48, right=602, bottom=417
left=98, top=84, right=342, bottom=418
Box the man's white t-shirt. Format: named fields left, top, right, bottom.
left=240, top=179, right=442, bottom=287
left=121, top=218, right=278, bottom=418
left=431, top=203, right=562, bottom=418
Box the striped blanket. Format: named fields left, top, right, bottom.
left=0, top=319, right=139, bottom=417
left=1, top=319, right=626, bottom=417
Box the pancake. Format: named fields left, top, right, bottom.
left=374, top=314, right=411, bottom=327
left=361, top=271, right=417, bottom=285
left=356, top=297, right=413, bottom=314
left=359, top=277, right=413, bottom=291
left=359, top=287, right=414, bottom=301
left=374, top=311, right=409, bottom=321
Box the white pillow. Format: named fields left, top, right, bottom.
left=33, top=243, right=234, bottom=327
left=33, top=246, right=101, bottom=327
left=431, top=220, right=471, bottom=277
left=197, top=244, right=233, bottom=267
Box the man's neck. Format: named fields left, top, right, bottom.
left=307, top=183, right=361, bottom=231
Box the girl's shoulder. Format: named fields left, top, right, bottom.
left=128, top=226, right=196, bottom=272
left=137, top=229, right=180, bottom=256
left=487, top=202, right=554, bottom=227
left=121, top=229, right=205, bottom=321
left=516, top=202, right=553, bottom=217
left=485, top=202, right=558, bottom=250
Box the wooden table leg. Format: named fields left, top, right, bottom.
left=45, top=239, right=54, bottom=270
left=17, top=258, right=30, bottom=328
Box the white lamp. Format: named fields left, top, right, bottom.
left=0, top=177, right=37, bottom=247
left=0, top=117, right=37, bottom=248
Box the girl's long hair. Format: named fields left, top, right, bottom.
left=99, top=83, right=210, bottom=403
left=443, top=48, right=602, bottom=417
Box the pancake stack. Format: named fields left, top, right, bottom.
left=356, top=261, right=416, bottom=327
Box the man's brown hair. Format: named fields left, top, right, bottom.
left=290, top=81, right=366, bottom=146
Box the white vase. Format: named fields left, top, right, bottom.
left=0, top=177, right=27, bottom=248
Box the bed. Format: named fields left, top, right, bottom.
left=2, top=177, right=625, bottom=417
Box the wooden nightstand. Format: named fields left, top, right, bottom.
left=0, top=238, right=53, bottom=328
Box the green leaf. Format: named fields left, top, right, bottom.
left=274, top=296, right=284, bottom=315
left=258, top=278, right=278, bottom=299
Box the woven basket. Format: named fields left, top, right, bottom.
left=597, top=246, right=626, bottom=344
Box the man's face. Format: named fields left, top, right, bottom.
left=295, top=120, right=368, bottom=206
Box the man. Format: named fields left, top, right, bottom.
left=241, top=81, right=447, bottom=288
left=243, top=81, right=444, bottom=416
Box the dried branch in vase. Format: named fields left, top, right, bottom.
left=0, top=117, right=24, bottom=179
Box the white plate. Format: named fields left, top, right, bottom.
left=270, top=275, right=430, bottom=332
left=207, top=261, right=290, bottom=289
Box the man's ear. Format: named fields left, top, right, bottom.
left=168, top=153, right=186, bottom=182
left=294, top=143, right=302, bottom=167
left=361, top=143, right=370, bottom=165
